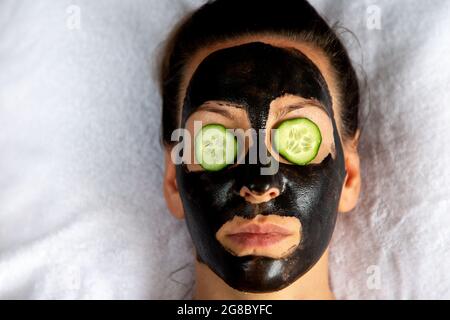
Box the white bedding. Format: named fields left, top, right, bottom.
left=0, top=0, right=449, bottom=299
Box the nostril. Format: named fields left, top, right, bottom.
left=239, top=186, right=280, bottom=204
left=268, top=188, right=280, bottom=198
left=239, top=187, right=253, bottom=199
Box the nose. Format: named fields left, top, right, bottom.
left=239, top=185, right=280, bottom=204
left=238, top=142, right=281, bottom=204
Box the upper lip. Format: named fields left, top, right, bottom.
left=227, top=223, right=293, bottom=236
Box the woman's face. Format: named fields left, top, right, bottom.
left=170, top=38, right=351, bottom=293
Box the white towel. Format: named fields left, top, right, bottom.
left=0, top=0, right=449, bottom=299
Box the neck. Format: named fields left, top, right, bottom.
left=194, top=249, right=334, bottom=300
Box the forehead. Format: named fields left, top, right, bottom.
left=178, top=35, right=342, bottom=132
left=183, top=42, right=333, bottom=128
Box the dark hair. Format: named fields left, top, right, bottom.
left=160, top=0, right=360, bottom=146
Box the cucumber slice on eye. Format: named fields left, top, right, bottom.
left=195, top=124, right=237, bottom=172
left=273, top=118, right=322, bottom=166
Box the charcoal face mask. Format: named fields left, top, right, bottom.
left=176, top=42, right=347, bottom=293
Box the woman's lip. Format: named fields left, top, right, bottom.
left=227, top=223, right=293, bottom=236
left=226, top=232, right=290, bottom=247
left=216, top=215, right=302, bottom=258
left=226, top=223, right=293, bottom=247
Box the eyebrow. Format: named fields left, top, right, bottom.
left=195, top=99, right=331, bottom=121
left=279, top=99, right=331, bottom=118
left=196, top=102, right=244, bottom=119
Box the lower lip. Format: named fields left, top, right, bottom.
left=227, top=232, right=290, bottom=247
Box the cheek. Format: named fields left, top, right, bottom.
left=278, top=163, right=339, bottom=209
left=196, top=176, right=236, bottom=208
left=176, top=168, right=249, bottom=229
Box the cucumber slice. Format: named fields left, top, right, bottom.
left=195, top=124, right=237, bottom=171
left=273, top=118, right=322, bottom=165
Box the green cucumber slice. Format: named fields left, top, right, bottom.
left=273, top=118, right=322, bottom=165
left=195, top=124, right=237, bottom=171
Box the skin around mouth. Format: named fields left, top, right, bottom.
left=216, top=215, right=301, bottom=259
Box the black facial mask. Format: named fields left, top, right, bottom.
left=176, top=42, right=346, bottom=293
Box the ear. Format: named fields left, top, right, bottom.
left=338, top=130, right=362, bottom=213
left=163, top=148, right=185, bottom=220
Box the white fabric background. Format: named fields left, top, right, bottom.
left=0, top=0, right=449, bottom=299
